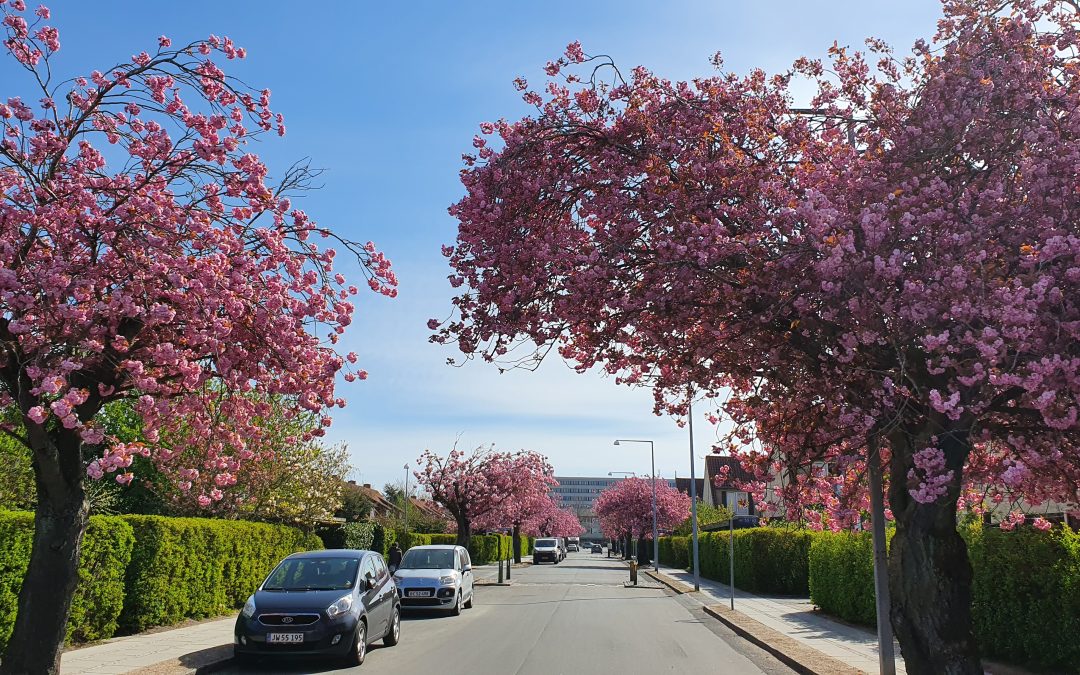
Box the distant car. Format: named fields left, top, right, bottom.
left=556, top=538, right=567, bottom=560
left=234, top=549, right=400, bottom=667
left=591, top=544, right=602, bottom=554
left=567, top=543, right=579, bottom=552
left=393, top=545, right=474, bottom=615
left=533, top=538, right=562, bottom=564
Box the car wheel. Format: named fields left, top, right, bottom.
left=451, top=590, right=462, bottom=616
left=463, top=591, right=473, bottom=609
left=345, top=620, right=366, bottom=666
left=383, top=606, right=400, bottom=647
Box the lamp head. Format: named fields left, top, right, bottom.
left=613, top=440, right=620, bottom=446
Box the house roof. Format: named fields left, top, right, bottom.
left=345, top=482, right=398, bottom=514
left=408, top=496, right=449, bottom=521
left=674, top=477, right=705, bottom=499
left=704, top=455, right=754, bottom=504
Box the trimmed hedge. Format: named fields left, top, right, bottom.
left=658, top=536, right=690, bottom=569
left=0, top=511, right=134, bottom=651
left=807, top=530, right=882, bottom=626
left=119, top=516, right=321, bottom=632
left=808, top=525, right=1080, bottom=672
left=468, top=534, right=513, bottom=565
left=317, top=521, right=377, bottom=550
left=692, top=528, right=817, bottom=595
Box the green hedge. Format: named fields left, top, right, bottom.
left=807, top=530, right=882, bottom=626
left=808, top=524, right=1080, bottom=672
left=468, top=534, right=512, bottom=565
left=119, top=516, right=321, bottom=632
left=688, top=528, right=817, bottom=595
left=658, top=536, right=690, bottom=569
left=317, top=521, right=377, bottom=550
left=0, top=511, right=134, bottom=651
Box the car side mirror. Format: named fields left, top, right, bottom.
left=366, top=576, right=377, bottom=591
left=462, top=564, right=471, bottom=573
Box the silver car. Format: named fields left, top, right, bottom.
left=392, top=545, right=475, bottom=615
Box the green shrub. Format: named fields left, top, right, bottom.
left=427, top=534, right=457, bottom=546
left=673, top=528, right=818, bottom=595
left=317, top=522, right=376, bottom=550
left=372, top=523, right=395, bottom=556
left=466, top=534, right=513, bottom=564
left=0, top=511, right=134, bottom=651
left=966, top=524, right=1080, bottom=671
left=658, top=536, right=690, bottom=569
left=808, top=531, right=880, bottom=626
left=119, top=516, right=320, bottom=632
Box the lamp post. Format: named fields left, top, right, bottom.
left=403, top=463, right=410, bottom=545
left=687, top=398, right=701, bottom=592
left=614, top=439, right=658, bottom=573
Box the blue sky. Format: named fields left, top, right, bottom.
left=18, top=1, right=943, bottom=491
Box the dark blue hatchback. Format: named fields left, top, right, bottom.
left=234, top=549, right=400, bottom=666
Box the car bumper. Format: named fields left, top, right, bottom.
left=397, top=584, right=460, bottom=609
left=234, top=614, right=357, bottom=657
left=533, top=552, right=558, bottom=563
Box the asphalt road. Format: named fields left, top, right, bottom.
left=224, top=550, right=794, bottom=675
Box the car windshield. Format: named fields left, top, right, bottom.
left=399, top=548, right=456, bottom=570
left=535, top=539, right=557, bottom=547
left=262, top=557, right=359, bottom=591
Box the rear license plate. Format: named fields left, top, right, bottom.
left=407, top=590, right=431, bottom=597
left=267, top=633, right=304, bottom=643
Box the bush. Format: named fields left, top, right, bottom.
left=427, top=534, right=457, bottom=546
left=807, top=524, right=1080, bottom=672
left=966, top=524, right=1080, bottom=671
left=317, top=522, right=376, bottom=550
left=119, top=516, right=320, bottom=632
left=658, top=536, right=690, bottom=569
left=808, top=530, right=881, bottom=626
left=466, top=534, right=513, bottom=564
left=0, top=511, right=134, bottom=651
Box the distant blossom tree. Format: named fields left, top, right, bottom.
left=0, top=3, right=394, bottom=671
left=430, top=3, right=1080, bottom=668
left=523, top=500, right=585, bottom=539
left=415, top=446, right=551, bottom=547
left=473, top=452, right=557, bottom=561
left=594, top=478, right=690, bottom=548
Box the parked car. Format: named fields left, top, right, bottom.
left=532, top=537, right=562, bottom=564
left=567, top=537, right=580, bottom=552
left=234, top=549, right=400, bottom=667
left=556, top=537, right=567, bottom=561
left=392, top=545, right=474, bottom=615
left=591, top=544, right=603, bottom=553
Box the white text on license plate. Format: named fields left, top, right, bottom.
left=407, top=590, right=431, bottom=597
left=267, top=633, right=304, bottom=643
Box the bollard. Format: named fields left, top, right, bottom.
left=498, top=556, right=504, bottom=584
left=506, top=554, right=511, bottom=580
left=629, top=560, right=638, bottom=586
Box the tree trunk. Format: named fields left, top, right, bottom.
left=455, top=515, right=471, bottom=549
left=887, top=425, right=982, bottom=675
left=623, top=531, right=633, bottom=560
left=2, top=429, right=89, bottom=675
left=512, top=523, right=521, bottom=564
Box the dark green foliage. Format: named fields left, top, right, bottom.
left=318, top=521, right=377, bottom=550
left=119, top=516, right=320, bottom=632
left=673, top=501, right=733, bottom=536
left=658, top=536, right=690, bottom=569
left=807, top=530, right=880, bottom=626
left=807, top=524, right=1080, bottom=672
left=0, top=511, right=134, bottom=651
left=427, top=534, right=457, bottom=546
left=966, top=524, right=1080, bottom=672
left=688, top=528, right=819, bottom=595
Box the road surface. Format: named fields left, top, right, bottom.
left=225, top=550, right=794, bottom=674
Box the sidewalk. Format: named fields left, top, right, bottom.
left=58, top=562, right=511, bottom=674
left=655, top=562, right=905, bottom=674
left=60, top=617, right=236, bottom=675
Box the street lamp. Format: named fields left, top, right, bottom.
left=613, top=439, right=658, bottom=573
left=403, top=464, right=410, bottom=545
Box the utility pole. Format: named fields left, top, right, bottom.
left=688, top=396, right=701, bottom=592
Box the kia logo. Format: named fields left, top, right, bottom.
left=282, top=616, right=294, bottom=624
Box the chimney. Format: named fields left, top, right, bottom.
left=363, top=483, right=371, bottom=489
left=348, top=480, right=356, bottom=485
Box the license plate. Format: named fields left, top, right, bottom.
left=407, top=590, right=431, bottom=597
left=267, top=633, right=304, bottom=643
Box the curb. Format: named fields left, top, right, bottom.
left=702, top=605, right=863, bottom=675
left=127, top=644, right=235, bottom=675
left=644, top=570, right=862, bottom=675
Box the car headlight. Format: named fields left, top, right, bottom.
left=439, top=574, right=458, bottom=585
left=326, top=594, right=354, bottom=619
left=392, top=574, right=402, bottom=584
left=241, top=595, right=256, bottom=619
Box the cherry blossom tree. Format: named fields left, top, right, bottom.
left=474, top=458, right=558, bottom=562
left=432, top=1, right=1080, bottom=669
left=594, top=478, right=690, bottom=547
left=524, top=500, right=584, bottom=539
left=0, top=4, right=394, bottom=671
left=415, top=446, right=551, bottom=547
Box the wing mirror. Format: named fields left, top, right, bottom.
left=462, top=564, right=471, bottom=573
left=366, top=576, right=377, bottom=591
